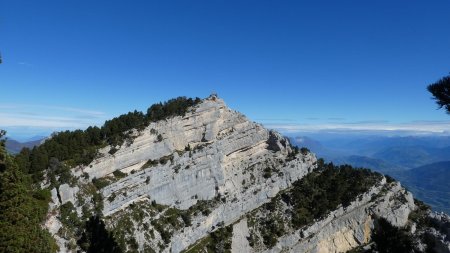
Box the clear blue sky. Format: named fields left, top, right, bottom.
left=1, top=1, right=450, bottom=140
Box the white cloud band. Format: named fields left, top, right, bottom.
left=264, top=121, right=450, bottom=135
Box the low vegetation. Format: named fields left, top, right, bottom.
left=59, top=201, right=82, bottom=237
left=247, top=162, right=383, bottom=249
left=0, top=130, right=58, bottom=252
left=183, top=225, right=233, bottom=253
left=92, top=177, right=112, bottom=190
left=112, top=170, right=127, bottom=179
left=77, top=216, right=122, bottom=253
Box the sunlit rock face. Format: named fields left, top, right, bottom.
left=44, top=96, right=448, bottom=253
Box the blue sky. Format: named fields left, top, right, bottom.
left=1, top=1, right=450, bottom=140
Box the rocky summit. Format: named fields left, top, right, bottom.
left=43, top=95, right=450, bottom=253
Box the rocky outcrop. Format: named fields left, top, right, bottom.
left=43, top=96, right=447, bottom=253
left=92, top=97, right=313, bottom=220
left=45, top=96, right=316, bottom=252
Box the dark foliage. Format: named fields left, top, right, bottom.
left=408, top=199, right=448, bottom=253
left=0, top=130, right=58, bottom=252
left=0, top=130, right=5, bottom=172
left=147, top=97, right=201, bottom=122
left=77, top=216, right=122, bottom=253
left=59, top=201, right=82, bottom=232
left=408, top=199, right=431, bottom=229
left=371, top=217, right=416, bottom=253
left=261, top=218, right=285, bottom=248
left=92, top=177, right=110, bottom=190
left=109, top=147, right=119, bottom=155
left=300, top=147, right=310, bottom=155
left=112, top=170, right=127, bottom=179
left=207, top=226, right=233, bottom=253
left=103, top=110, right=146, bottom=147
left=181, top=212, right=192, bottom=227
left=48, top=157, right=72, bottom=188
left=188, top=225, right=233, bottom=253
left=428, top=74, right=450, bottom=114
left=288, top=163, right=382, bottom=229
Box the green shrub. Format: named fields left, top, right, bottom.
left=181, top=212, right=192, bottom=227
left=263, top=167, right=272, bottom=178
left=0, top=133, right=58, bottom=252
left=60, top=201, right=82, bottom=233
left=371, top=218, right=415, bottom=252
left=300, top=147, right=309, bottom=155
left=159, top=155, right=174, bottom=165
left=109, top=147, right=119, bottom=155
left=147, top=97, right=201, bottom=122
left=77, top=216, right=122, bottom=253
left=113, top=170, right=127, bottom=179
left=142, top=159, right=159, bottom=169
left=92, top=177, right=111, bottom=189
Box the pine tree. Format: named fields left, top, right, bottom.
left=428, top=74, right=450, bottom=114
left=0, top=130, right=58, bottom=252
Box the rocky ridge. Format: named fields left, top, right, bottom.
left=44, top=95, right=450, bottom=253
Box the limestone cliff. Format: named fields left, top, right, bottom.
left=44, top=95, right=450, bottom=253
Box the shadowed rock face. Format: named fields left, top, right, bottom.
left=43, top=96, right=449, bottom=253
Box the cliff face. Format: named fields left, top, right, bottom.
left=44, top=96, right=450, bottom=253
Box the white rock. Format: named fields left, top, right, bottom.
left=232, top=219, right=251, bottom=253
left=58, top=183, right=79, bottom=205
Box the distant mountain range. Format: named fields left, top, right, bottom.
left=371, top=145, right=450, bottom=168
left=331, top=155, right=408, bottom=174
left=395, top=161, right=450, bottom=214
left=5, top=137, right=44, bottom=154
left=291, top=135, right=450, bottom=214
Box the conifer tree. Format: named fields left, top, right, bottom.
left=428, top=74, right=450, bottom=114
left=0, top=130, right=57, bottom=252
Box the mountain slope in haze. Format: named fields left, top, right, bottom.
left=5, top=138, right=43, bottom=154
left=317, top=135, right=450, bottom=155
left=332, top=155, right=408, bottom=174
left=26, top=135, right=47, bottom=142
left=372, top=146, right=450, bottom=168
left=293, top=135, right=450, bottom=163
left=290, top=136, right=410, bottom=172
left=291, top=136, right=349, bottom=160
left=396, top=161, right=450, bottom=214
